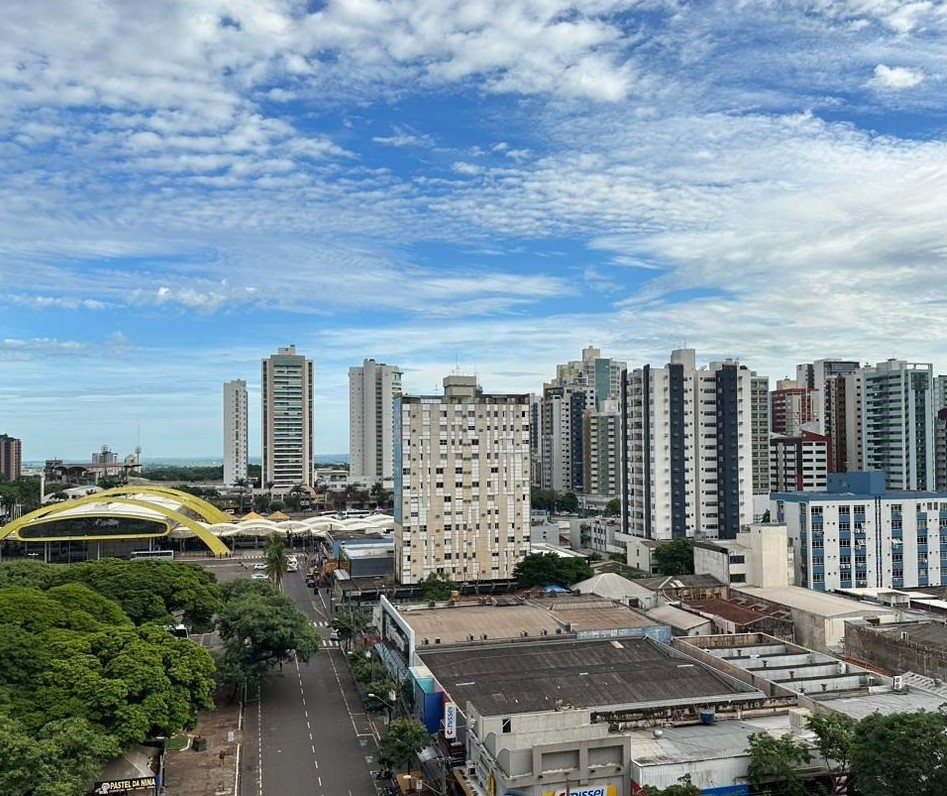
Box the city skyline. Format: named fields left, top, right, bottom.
left=4, top=2, right=947, bottom=458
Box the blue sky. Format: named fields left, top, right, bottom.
left=3, top=1, right=947, bottom=460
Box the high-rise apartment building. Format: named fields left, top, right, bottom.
left=394, top=375, right=530, bottom=585
left=751, top=373, right=770, bottom=496
left=770, top=429, right=830, bottom=493
left=621, top=349, right=754, bottom=541
left=0, top=434, right=22, bottom=481
left=796, top=359, right=861, bottom=473
left=861, top=359, right=934, bottom=491
left=584, top=398, right=621, bottom=498
left=349, top=358, right=402, bottom=486
left=534, top=347, right=625, bottom=496
left=261, top=345, right=314, bottom=492
left=223, top=379, right=248, bottom=486
left=771, top=379, right=820, bottom=436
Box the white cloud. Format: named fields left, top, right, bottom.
left=868, top=63, right=925, bottom=89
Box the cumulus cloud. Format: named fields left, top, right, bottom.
left=6, top=1, right=947, bottom=456
left=868, top=63, right=925, bottom=89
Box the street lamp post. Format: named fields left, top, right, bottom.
left=368, top=692, right=395, bottom=725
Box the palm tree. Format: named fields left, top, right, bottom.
left=235, top=477, right=250, bottom=514
left=263, top=533, right=289, bottom=590
left=288, top=483, right=305, bottom=513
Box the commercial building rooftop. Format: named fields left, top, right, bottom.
left=678, top=633, right=947, bottom=720
left=404, top=595, right=661, bottom=647
left=418, top=637, right=761, bottom=717
left=732, top=586, right=896, bottom=619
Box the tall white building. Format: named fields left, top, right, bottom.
left=394, top=375, right=530, bottom=585
left=621, top=349, right=754, bottom=541
left=349, top=358, right=402, bottom=487
left=223, top=379, right=248, bottom=486
left=861, top=359, right=934, bottom=491
left=261, top=345, right=314, bottom=492
left=774, top=471, right=947, bottom=591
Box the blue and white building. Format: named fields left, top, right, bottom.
left=773, top=471, right=947, bottom=591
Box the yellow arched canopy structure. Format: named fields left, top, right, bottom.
left=0, top=486, right=231, bottom=557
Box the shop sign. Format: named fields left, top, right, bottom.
left=541, top=784, right=618, bottom=796
left=92, top=777, right=156, bottom=794
left=444, top=701, right=458, bottom=739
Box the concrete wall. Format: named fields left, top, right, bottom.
left=845, top=622, right=947, bottom=679
left=694, top=545, right=731, bottom=584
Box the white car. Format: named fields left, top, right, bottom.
left=253, top=562, right=267, bottom=570
left=250, top=572, right=269, bottom=580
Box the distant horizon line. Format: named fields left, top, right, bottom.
left=23, top=453, right=350, bottom=466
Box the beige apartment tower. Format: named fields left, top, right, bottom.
left=394, top=375, right=531, bottom=585
left=223, top=379, right=248, bottom=486
left=261, top=345, right=314, bottom=492
left=349, top=358, right=402, bottom=487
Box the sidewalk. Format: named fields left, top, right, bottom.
left=161, top=693, right=242, bottom=796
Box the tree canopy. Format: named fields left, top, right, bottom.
left=377, top=718, right=430, bottom=771
left=419, top=572, right=457, bottom=602
left=0, top=573, right=217, bottom=795
left=745, top=708, right=947, bottom=796
left=512, top=553, right=593, bottom=589
left=216, top=579, right=320, bottom=693
left=653, top=539, right=695, bottom=576
left=41, top=559, right=223, bottom=631
left=851, top=708, right=947, bottom=796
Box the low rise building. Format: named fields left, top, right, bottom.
left=420, top=637, right=771, bottom=796
left=694, top=524, right=792, bottom=588
left=730, top=584, right=906, bottom=652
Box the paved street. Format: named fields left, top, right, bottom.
left=239, top=566, right=382, bottom=796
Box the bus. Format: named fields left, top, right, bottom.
left=130, top=550, right=175, bottom=561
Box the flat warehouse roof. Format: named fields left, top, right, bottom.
left=419, top=638, right=760, bottom=717
left=404, top=597, right=658, bottom=645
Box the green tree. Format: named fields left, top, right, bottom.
left=216, top=579, right=320, bottom=693
left=35, top=625, right=216, bottom=747
left=0, top=476, right=42, bottom=514
left=288, top=483, right=306, bottom=512
left=51, top=559, right=222, bottom=631
left=234, top=477, right=251, bottom=514
left=806, top=712, right=856, bottom=783
left=556, top=491, right=580, bottom=513
left=530, top=487, right=557, bottom=513
left=746, top=731, right=811, bottom=796
left=331, top=610, right=368, bottom=652
left=653, top=539, right=695, bottom=576
left=419, top=572, right=457, bottom=602
left=851, top=708, right=947, bottom=796
left=263, top=532, right=289, bottom=590
left=512, top=553, right=594, bottom=589
left=377, top=718, right=430, bottom=771
left=640, top=774, right=700, bottom=796
left=604, top=497, right=621, bottom=517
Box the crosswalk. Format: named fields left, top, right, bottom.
left=313, top=619, right=341, bottom=648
